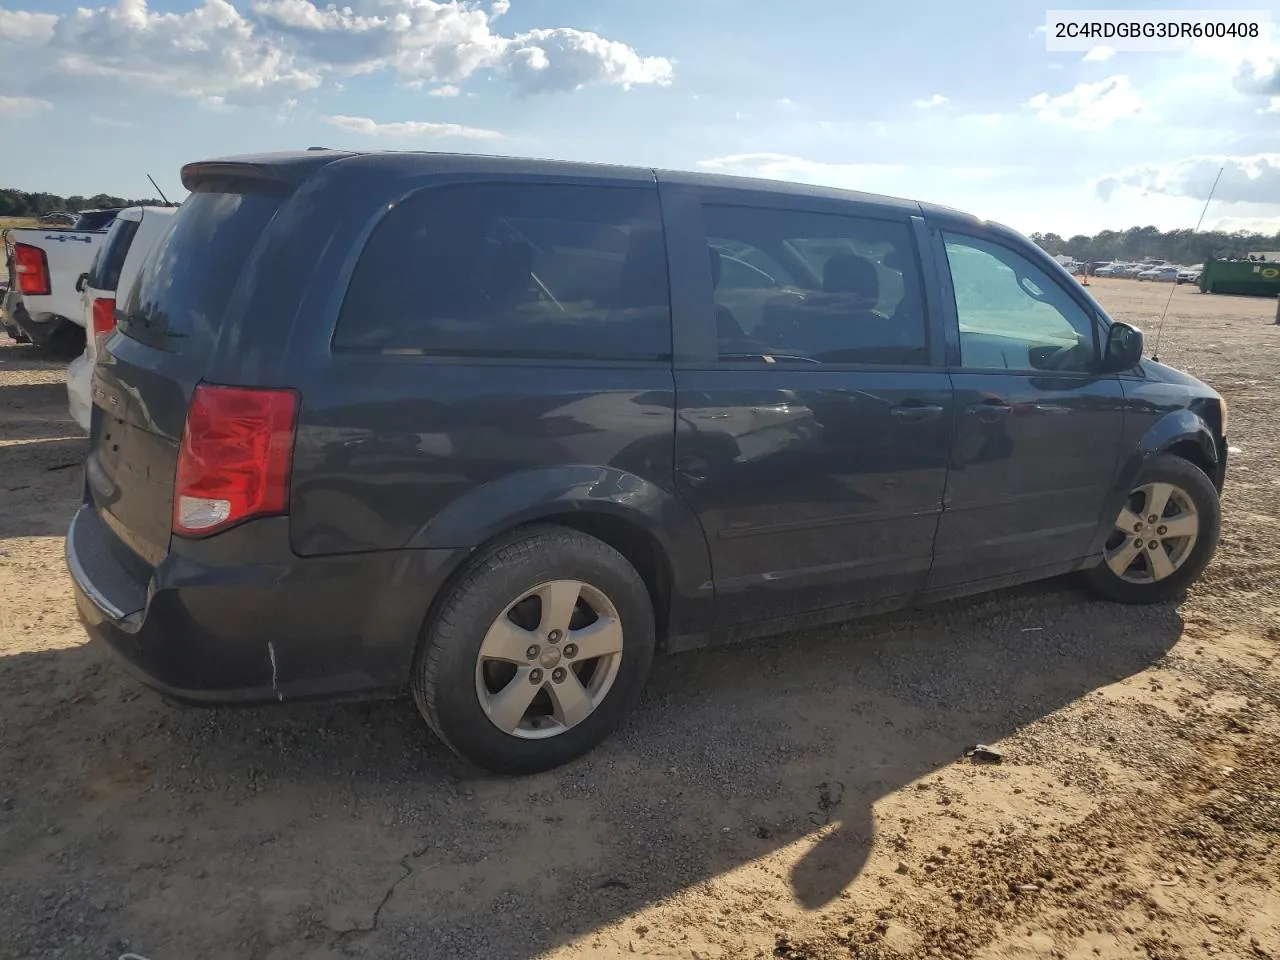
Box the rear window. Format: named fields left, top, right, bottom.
left=118, top=191, right=282, bottom=351
left=333, top=182, right=670, bottom=362
left=87, top=218, right=140, bottom=291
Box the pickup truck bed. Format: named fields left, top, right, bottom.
left=3, top=226, right=109, bottom=356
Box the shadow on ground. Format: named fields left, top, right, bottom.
left=0, top=579, right=1183, bottom=960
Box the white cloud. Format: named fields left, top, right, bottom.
left=913, top=93, right=948, bottom=109
left=428, top=84, right=461, bottom=97
left=0, top=8, right=56, bottom=42
left=89, top=114, right=133, bottom=127
left=1083, top=46, right=1115, bottom=62
left=322, top=113, right=501, bottom=138
left=42, top=0, right=322, bottom=105
left=0, top=0, right=673, bottom=106
left=1026, top=75, right=1149, bottom=129
left=1094, top=153, right=1280, bottom=206
left=0, top=94, right=52, bottom=117
left=501, top=27, right=673, bottom=92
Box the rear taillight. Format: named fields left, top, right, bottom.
left=173, top=384, right=300, bottom=537
left=14, top=243, right=50, bottom=296
left=91, top=297, right=116, bottom=353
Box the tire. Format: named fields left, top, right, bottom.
left=411, top=524, right=657, bottom=774
left=1084, top=454, right=1221, bottom=604
left=45, top=322, right=85, bottom=360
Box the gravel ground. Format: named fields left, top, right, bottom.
left=0, top=279, right=1277, bottom=960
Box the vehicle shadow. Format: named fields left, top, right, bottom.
left=0, top=578, right=1184, bottom=960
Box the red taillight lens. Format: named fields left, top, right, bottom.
left=14, top=243, right=51, bottom=296
left=91, top=297, right=116, bottom=352
left=173, top=384, right=300, bottom=537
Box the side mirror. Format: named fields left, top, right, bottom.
left=75, top=272, right=88, bottom=293
left=1103, top=321, right=1143, bottom=371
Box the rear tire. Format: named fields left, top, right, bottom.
left=1084, top=454, right=1220, bottom=604
left=411, top=525, right=656, bottom=775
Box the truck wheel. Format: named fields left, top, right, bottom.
left=1085, top=454, right=1220, bottom=604
left=411, top=525, right=656, bottom=774
left=45, top=323, right=86, bottom=360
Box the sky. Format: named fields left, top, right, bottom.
left=0, top=0, right=1277, bottom=237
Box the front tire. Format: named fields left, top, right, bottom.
left=1085, top=454, right=1220, bottom=604
left=411, top=525, right=656, bottom=774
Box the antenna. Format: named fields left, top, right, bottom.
left=146, top=174, right=174, bottom=207
left=1150, top=165, right=1223, bottom=362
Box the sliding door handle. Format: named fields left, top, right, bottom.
left=890, top=402, right=945, bottom=421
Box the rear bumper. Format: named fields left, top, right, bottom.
left=67, top=352, right=91, bottom=433
left=66, top=504, right=460, bottom=705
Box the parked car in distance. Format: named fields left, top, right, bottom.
left=2, top=220, right=114, bottom=356
left=66, top=150, right=1229, bottom=775
left=1177, top=264, right=1203, bottom=285
left=66, top=205, right=178, bottom=432
left=1137, top=266, right=1180, bottom=282
left=38, top=211, right=77, bottom=227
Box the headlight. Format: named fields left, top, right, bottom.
left=1218, top=397, right=1228, bottom=436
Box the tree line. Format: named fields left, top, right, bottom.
left=0, top=188, right=165, bottom=218
left=1029, top=225, right=1280, bottom=265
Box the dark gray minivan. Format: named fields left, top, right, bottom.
left=67, top=150, right=1227, bottom=773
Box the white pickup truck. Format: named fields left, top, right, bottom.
left=2, top=210, right=120, bottom=356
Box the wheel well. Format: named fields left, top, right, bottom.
left=532, top=512, right=673, bottom=645
left=1165, top=439, right=1215, bottom=482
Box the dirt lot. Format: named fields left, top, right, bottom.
left=1, top=279, right=1277, bottom=960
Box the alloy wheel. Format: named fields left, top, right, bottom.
left=1103, top=481, right=1200, bottom=584
left=474, top=580, right=624, bottom=739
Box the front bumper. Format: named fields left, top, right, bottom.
left=66, top=503, right=459, bottom=704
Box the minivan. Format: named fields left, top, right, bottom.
left=66, top=151, right=1228, bottom=774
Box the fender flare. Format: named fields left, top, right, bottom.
left=408, top=464, right=714, bottom=613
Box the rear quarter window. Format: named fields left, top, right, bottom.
left=333, top=182, right=671, bottom=362
left=88, top=218, right=141, bottom=291
left=118, top=190, right=282, bottom=352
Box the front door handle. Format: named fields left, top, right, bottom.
left=890, top=402, right=945, bottom=421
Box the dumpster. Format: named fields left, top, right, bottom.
left=1199, top=258, right=1280, bottom=297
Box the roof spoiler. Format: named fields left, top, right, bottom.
left=181, top=150, right=359, bottom=192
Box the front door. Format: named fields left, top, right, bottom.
left=662, top=183, right=955, bottom=628
left=929, top=228, right=1126, bottom=588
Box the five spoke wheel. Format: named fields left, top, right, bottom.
left=1104, top=481, right=1199, bottom=584
left=475, top=580, right=624, bottom=739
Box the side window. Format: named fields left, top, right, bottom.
left=702, top=204, right=928, bottom=366
left=88, top=218, right=140, bottom=291
left=334, top=183, right=670, bottom=362
left=942, top=233, right=1097, bottom=373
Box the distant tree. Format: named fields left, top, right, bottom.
left=1032, top=225, right=1280, bottom=264
left=0, top=187, right=165, bottom=218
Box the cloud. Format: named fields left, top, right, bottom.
left=322, top=113, right=500, bottom=138
left=39, top=0, right=322, bottom=106
left=1234, top=51, right=1279, bottom=97
left=89, top=114, right=133, bottom=127
left=0, top=0, right=673, bottom=106
left=1025, top=75, right=1149, bottom=129
left=0, top=8, right=56, bottom=41
left=1083, top=46, right=1115, bottom=62
left=0, top=94, right=52, bottom=117
left=501, top=27, right=673, bottom=92
left=1094, top=153, right=1280, bottom=206
left=913, top=93, right=948, bottom=109
left=428, top=84, right=461, bottom=97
